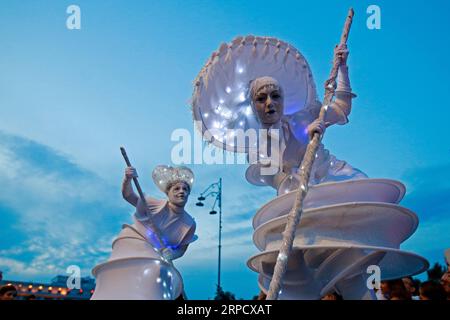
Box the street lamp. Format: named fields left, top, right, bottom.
left=196, top=178, right=223, bottom=293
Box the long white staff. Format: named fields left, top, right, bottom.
left=266, top=8, right=355, bottom=300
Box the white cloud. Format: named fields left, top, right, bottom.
left=0, top=131, right=271, bottom=287
left=0, top=257, right=41, bottom=277
left=0, top=131, right=126, bottom=281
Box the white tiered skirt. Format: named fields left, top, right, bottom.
left=91, top=225, right=183, bottom=300
left=247, top=179, right=429, bottom=299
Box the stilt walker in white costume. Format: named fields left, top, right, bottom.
left=192, top=37, right=366, bottom=195
left=191, top=11, right=428, bottom=299
left=91, top=149, right=197, bottom=300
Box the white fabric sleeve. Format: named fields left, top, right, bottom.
left=134, top=196, right=166, bottom=221
left=179, top=222, right=197, bottom=246
left=122, top=178, right=139, bottom=206
left=324, top=65, right=357, bottom=125
left=336, top=65, right=354, bottom=95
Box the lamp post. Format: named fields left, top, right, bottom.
left=196, top=178, right=223, bottom=293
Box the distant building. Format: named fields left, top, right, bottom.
left=0, top=275, right=96, bottom=300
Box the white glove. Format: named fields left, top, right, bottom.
left=124, top=166, right=138, bottom=181
left=334, top=44, right=349, bottom=66
left=334, top=44, right=354, bottom=95
left=307, top=119, right=327, bottom=140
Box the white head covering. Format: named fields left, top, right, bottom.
left=152, top=165, right=194, bottom=194
left=248, top=76, right=282, bottom=101
left=191, top=35, right=321, bottom=153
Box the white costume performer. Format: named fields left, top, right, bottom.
left=191, top=35, right=428, bottom=299
left=245, top=75, right=367, bottom=194
left=91, top=165, right=197, bottom=300
left=191, top=36, right=366, bottom=195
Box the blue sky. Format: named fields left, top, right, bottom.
left=0, top=0, right=449, bottom=299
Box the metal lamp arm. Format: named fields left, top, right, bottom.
left=201, top=191, right=219, bottom=200
left=200, top=183, right=219, bottom=196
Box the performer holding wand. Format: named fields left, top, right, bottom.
left=91, top=148, right=197, bottom=300
left=120, top=148, right=197, bottom=261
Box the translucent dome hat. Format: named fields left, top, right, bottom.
left=191, top=35, right=321, bottom=153
left=152, top=165, right=194, bottom=194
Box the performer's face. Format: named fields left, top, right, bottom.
left=252, top=84, right=284, bottom=125
left=167, top=182, right=190, bottom=207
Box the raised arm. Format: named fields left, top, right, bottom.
left=122, top=166, right=139, bottom=206
left=307, top=44, right=356, bottom=139
left=325, top=44, right=356, bottom=125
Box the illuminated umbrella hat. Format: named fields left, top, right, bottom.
left=191, top=35, right=322, bottom=153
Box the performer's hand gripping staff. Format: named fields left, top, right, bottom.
left=120, top=147, right=174, bottom=262
left=266, top=8, right=355, bottom=300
